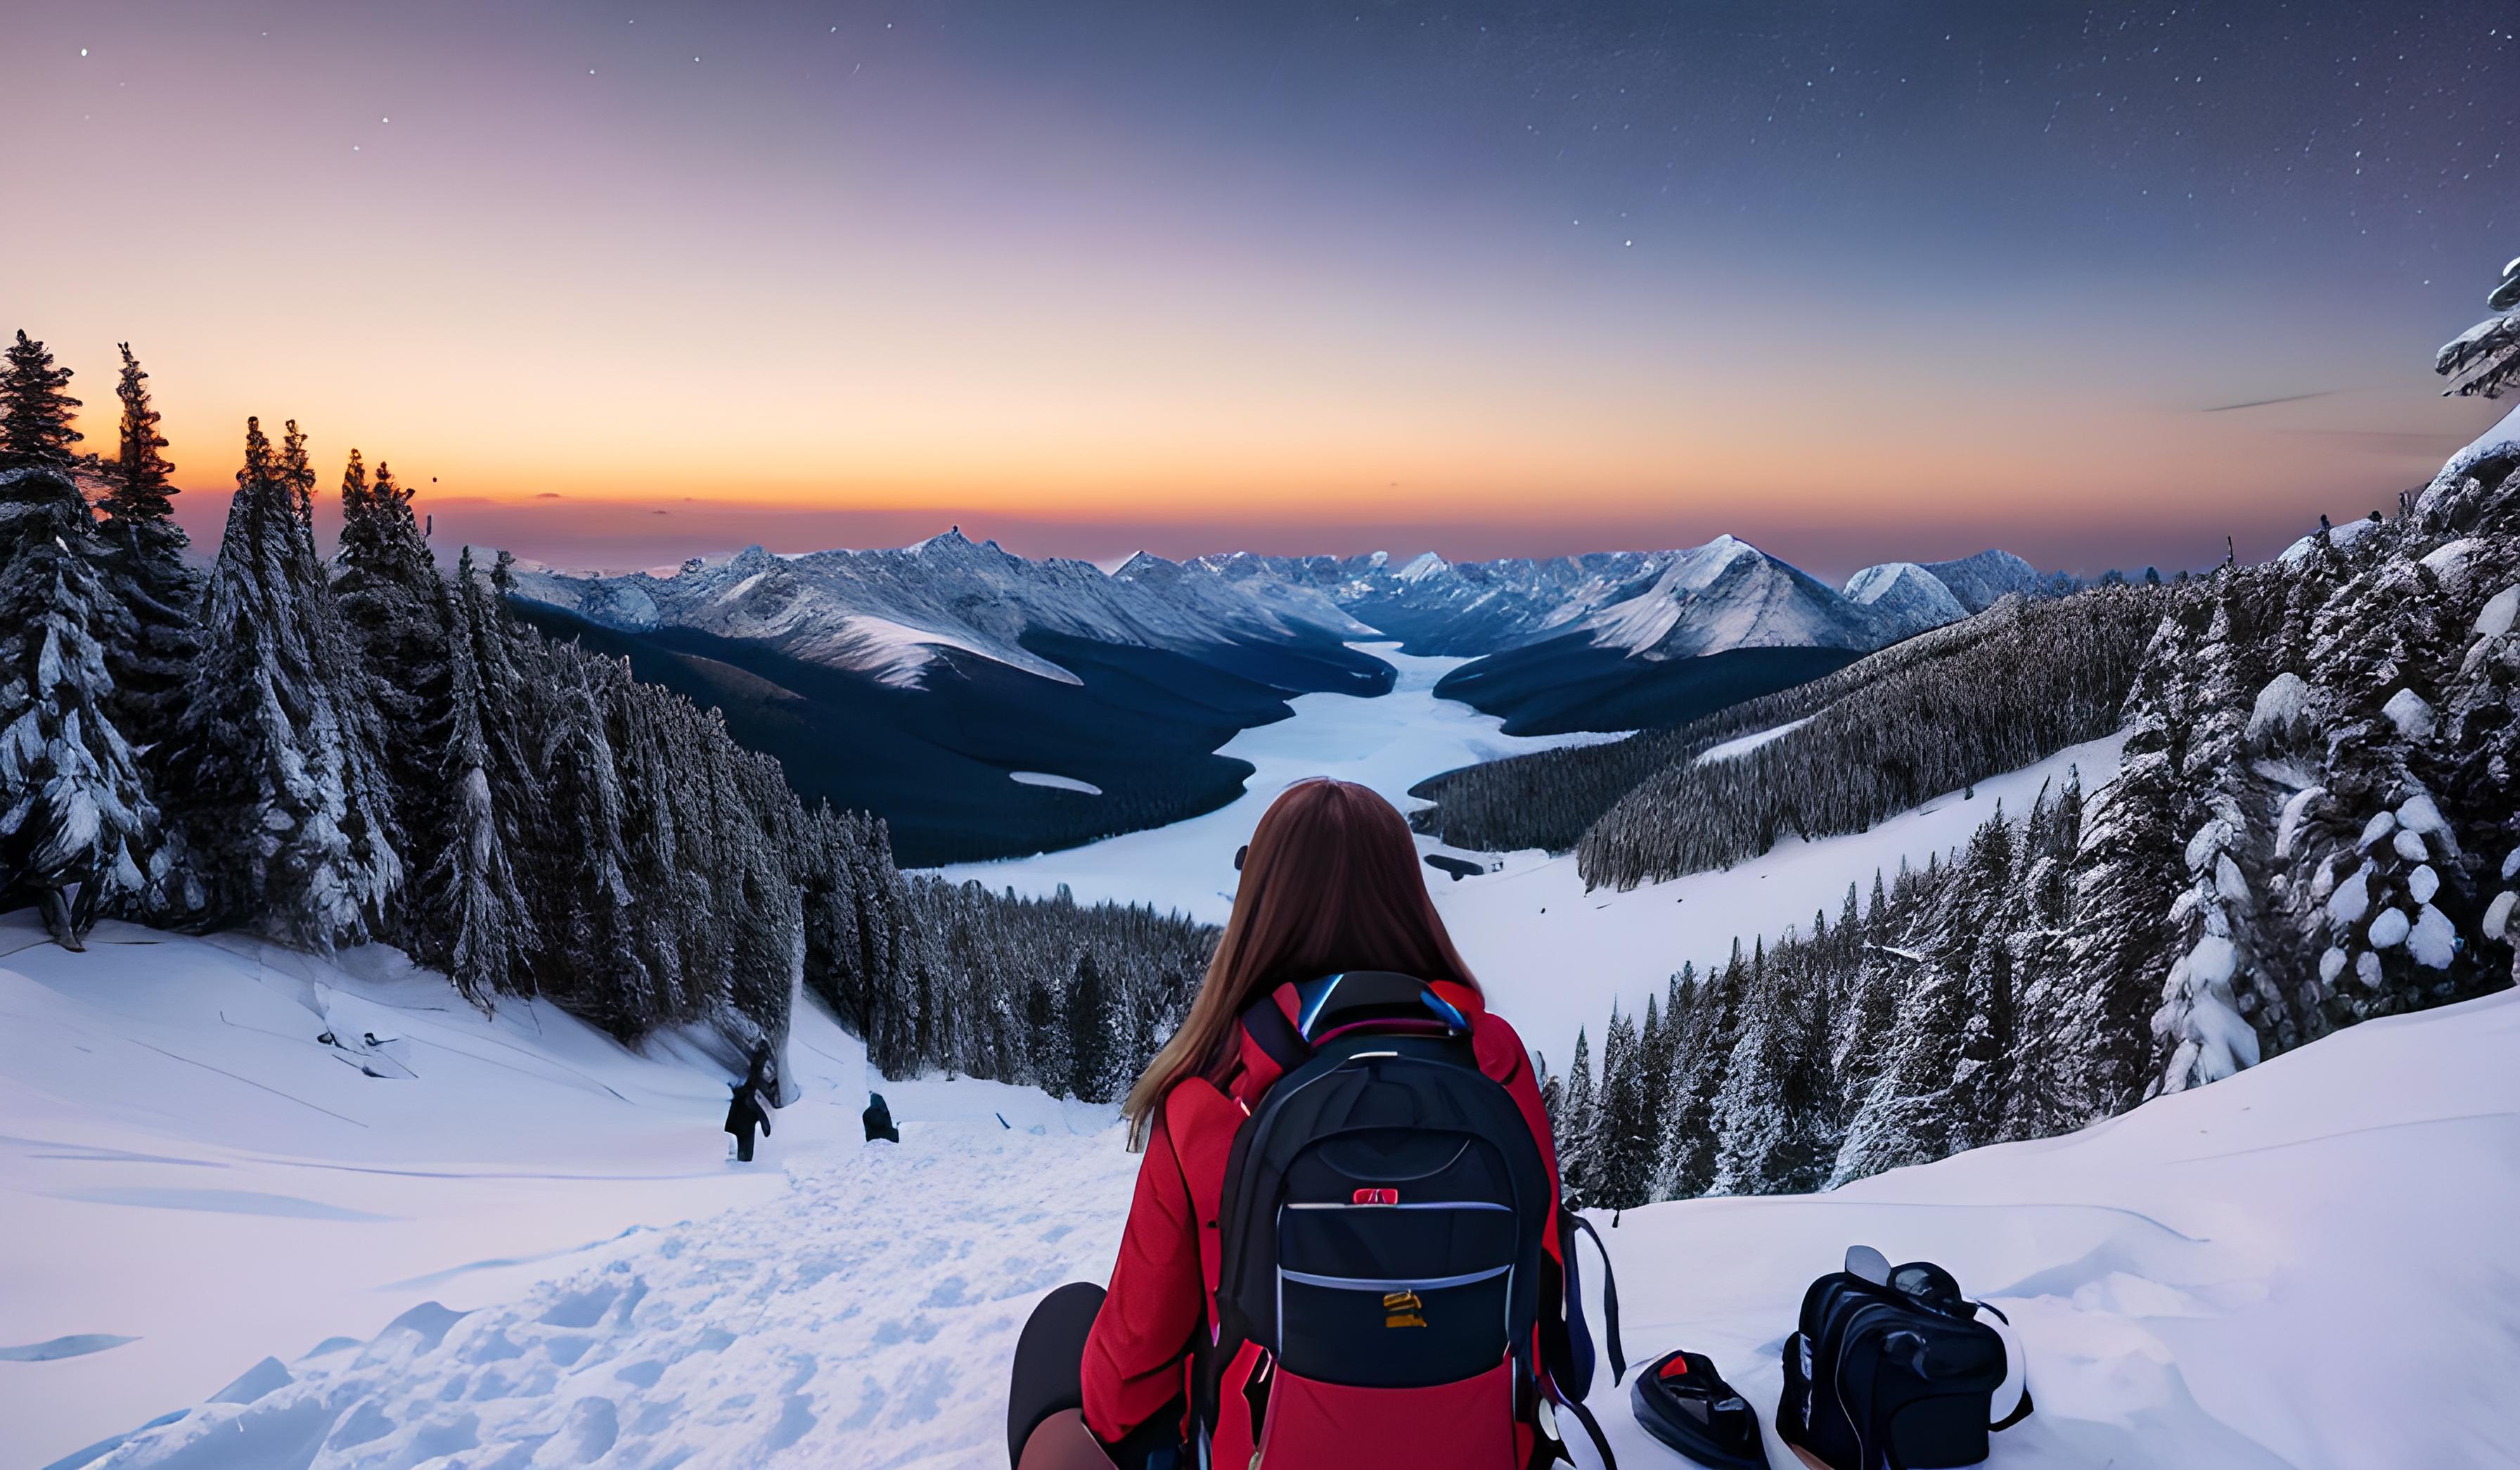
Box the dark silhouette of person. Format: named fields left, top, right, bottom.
left=724, top=1047, right=775, bottom=1162
left=863, top=1090, right=901, bottom=1143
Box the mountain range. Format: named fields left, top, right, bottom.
left=507, top=533, right=2057, bottom=861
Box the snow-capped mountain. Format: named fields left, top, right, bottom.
left=1415, top=537, right=2043, bottom=734
left=1224, top=549, right=1676, bottom=657
left=1844, top=560, right=1974, bottom=639
left=1112, top=538, right=2057, bottom=734
left=506, top=530, right=2055, bottom=848
left=514, top=531, right=1377, bottom=691
left=505, top=532, right=1394, bottom=866
left=1912, top=547, right=2050, bottom=612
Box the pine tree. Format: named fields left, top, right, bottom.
left=2039, top=604, right=2197, bottom=1128
left=1592, top=1005, right=1650, bottom=1214
left=1555, top=1028, right=1598, bottom=1207
left=1026, top=972, right=1070, bottom=1096
left=92, top=344, right=200, bottom=770
left=0, top=468, right=154, bottom=946
left=408, top=554, right=536, bottom=1004
left=0, top=332, right=82, bottom=471
left=2154, top=581, right=2283, bottom=1092
left=1711, top=940, right=1833, bottom=1194
left=1068, top=950, right=1117, bottom=1103
left=333, top=452, right=449, bottom=908
left=162, top=417, right=401, bottom=950
left=1665, top=948, right=1743, bottom=1198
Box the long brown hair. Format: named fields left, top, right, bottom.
left=1121, top=778, right=1478, bottom=1148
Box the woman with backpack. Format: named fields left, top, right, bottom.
left=1006, top=779, right=1619, bottom=1470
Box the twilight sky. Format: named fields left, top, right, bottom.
left=6, top=1, right=2514, bottom=577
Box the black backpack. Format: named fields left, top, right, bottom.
left=1197, top=971, right=1615, bottom=1469
left=1779, top=1252, right=2031, bottom=1470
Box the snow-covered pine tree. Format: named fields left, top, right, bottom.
left=1666, top=945, right=1744, bottom=1198
left=1025, top=971, right=1071, bottom=1096
left=0, top=466, right=154, bottom=947
left=530, top=645, right=645, bottom=1016
left=0, top=332, right=82, bottom=471
left=2036, top=602, right=2199, bottom=1128
left=2152, top=577, right=2287, bottom=1093
left=1555, top=1028, right=1598, bottom=1208
left=2435, top=255, right=2520, bottom=402
left=2287, top=551, right=2471, bottom=1025
left=1591, top=1004, right=1650, bottom=1215
left=1648, top=964, right=1702, bottom=1200
left=333, top=454, right=449, bottom=856
left=163, top=417, right=401, bottom=950
left=406, top=550, right=536, bottom=1005
left=93, top=345, right=200, bottom=776
left=1997, top=776, right=2081, bottom=1138
left=1710, top=936, right=1833, bottom=1194
left=2443, top=558, right=2520, bottom=985
left=1833, top=817, right=2013, bottom=1184
left=1632, top=991, right=1676, bottom=1194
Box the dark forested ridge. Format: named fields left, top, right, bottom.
left=1543, top=460, right=2520, bottom=1207
left=0, top=336, right=1216, bottom=1093
left=1412, top=586, right=2161, bottom=859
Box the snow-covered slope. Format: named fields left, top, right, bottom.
left=0, top=914, right=872, bottom=1469
left=1597, top=984, right=2520, bottom=1470
left=53, top=917, right=2520, bottom=1470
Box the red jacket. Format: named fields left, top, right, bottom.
left=1079, top=980, right=1564, bottom=1461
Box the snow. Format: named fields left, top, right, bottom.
left=2477, top=583, right=2519, bottom=640
left=925, top=645, right=1625, bottom=921
left=2368, top=906, right=2411, bottom=949
left=1395, top=551, right=1449, bottom=584
left=51, top=921, right=2520, bottom=1470
left=1581, top=536, right=1879, bottom=657
left=1840, top=561, right=1970, bottom=639
left=2275, top=516, right=2384, bottom=567
left=2486, top=890, right=2516, bottom=940
left=2410, top=863, right=2441, bottom=904
left=2396, top=791, right=2450, bottom=839
left=1600, top=987, right=2520, bottom=1470
left=2327, top=864, right=2372, bottom=926
left=2381, top=687, right=2435, bottom=740
left=2408, top=905, right=2457, bottom=969
left=2423, top=400, right=2520, bottom=501
left=1691, top=715, right=1815, bottom=766
left=831, top=615, right=1079, bottom=690
left=2246, top=672, right=2308, bottom=743
left=1007, top=771, right=1102, bottom=795
left=0, top=914, right=875, bottom=1469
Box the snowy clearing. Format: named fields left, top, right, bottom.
left=1446, top=732, right=2127, bottom=1072
left=1692, top=715, right=1818, bottom=766
left=925, top=644, right=1624, bottom=920
left=35, top=923, right=2517, bottom=1470
left=1006, top=772, right=1102, bottom=796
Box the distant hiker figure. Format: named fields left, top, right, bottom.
left=1003, top=779, right=1619, bottom=1470
left=863, top=1090, right=900, bottom=1144
left=724, top=1049, right=774, bottom=1163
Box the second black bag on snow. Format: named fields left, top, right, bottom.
left=1778, top=1248, right=2030, bottom=1470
